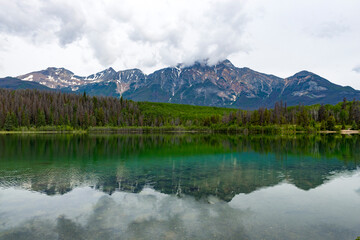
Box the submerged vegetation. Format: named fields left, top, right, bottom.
left=0, top=88, right=360, bottom=133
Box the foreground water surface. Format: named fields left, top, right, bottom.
left=0, top=134, right=359, bottom=240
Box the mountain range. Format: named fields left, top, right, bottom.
left=1, top=59, right=359, bottom=109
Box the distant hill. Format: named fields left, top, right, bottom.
left=0, top=77, right=52, bottom=90
left=2, top=60, right=358, bottom=109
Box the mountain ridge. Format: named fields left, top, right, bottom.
left=5, top=59, right=360, bottom=109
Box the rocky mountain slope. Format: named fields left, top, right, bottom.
left=10, top=59, right=360, bottom=109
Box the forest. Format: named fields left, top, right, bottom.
left=0, top=88, right=360, bottom=132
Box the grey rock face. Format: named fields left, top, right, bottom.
left=14, top=60, right=360, bottom=109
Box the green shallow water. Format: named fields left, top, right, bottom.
left=0, top=134, right=359, bottom=239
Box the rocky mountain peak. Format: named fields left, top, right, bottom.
left=107, top=67, right=115, bottom=72
left=217, top=59, right=235, bottom=68
left=11, top=61, right=360, bottom=109
left=292, top=70, right=316, bottom=78
left=46, top=67, right=73, bottom=73
left=85, top=67, right=118, bottom=82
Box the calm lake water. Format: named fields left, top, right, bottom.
left=0, top=134, right=359, bottom=240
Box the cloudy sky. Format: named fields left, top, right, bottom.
left=0, top=0, right=359, bottom=88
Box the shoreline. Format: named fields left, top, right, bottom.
left=0, top=128, right=359, bottom=135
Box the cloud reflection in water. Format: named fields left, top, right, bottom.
left=0, top=188, right=250, bottom=240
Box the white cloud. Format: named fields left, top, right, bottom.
left=0, top=0, right=249, bottom=71
left=353, top=66, right=360, bottom=74
left=43, top=0, right=87, bottom=46
left=231, top=0, right=360, bottom=89
left=308, top=21, right=349, bottom=39
left=0, top=0, right=360, bottom=89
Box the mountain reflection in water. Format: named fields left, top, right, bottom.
left=0, top=134, right=359, bottom=240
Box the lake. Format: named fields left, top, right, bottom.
left=0, top=134, right=359, bottom=240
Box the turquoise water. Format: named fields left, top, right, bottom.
left=0, top=134, right=359, bottom=239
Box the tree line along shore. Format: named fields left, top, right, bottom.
left=0, top=88, right=360, bottom=134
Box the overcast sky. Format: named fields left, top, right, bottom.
left=0, top=0, right=359, bottom=88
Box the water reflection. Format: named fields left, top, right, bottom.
left=0, top=188, right=250, bottom=240
left=1, top=171, right=359, bottom=240
left=0, top=134, right=360, bottom=239
left=229, top=171, right=360, bottom=239
left=0, top=134, right=359, bottom=200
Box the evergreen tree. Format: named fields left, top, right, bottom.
left=326, top=116, right=336, bottom=131
left=341, top=121, right=346, bottom=130
left=320, top=120, right=326, bottom=130
left=0, top=88, right=358, bottom=131
left=318, top=104, right=327, bottom=122
left=4, top=112, right=14, bottom=131
left=351, top=120, right=358, bottom=130
left=37, top=110, right=46, bottom=127
left=297, top=107, right=309, bottom=127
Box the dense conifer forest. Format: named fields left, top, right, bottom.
left=0, top=88, right=360, bottom=132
